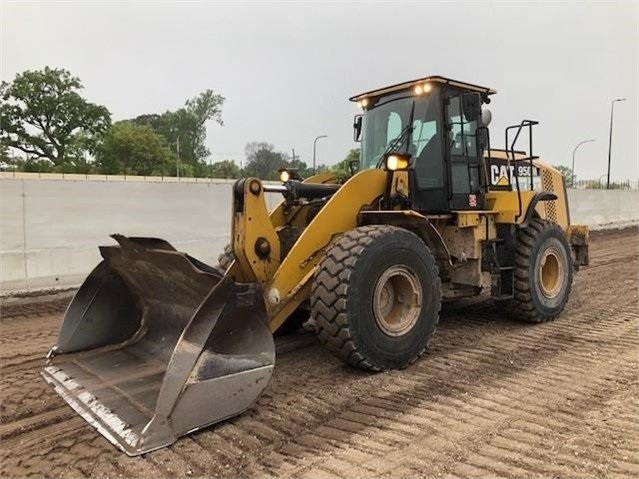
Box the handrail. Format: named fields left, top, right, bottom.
left=504, top=120, right=539, bottom=221
left=476, top=126, right=492, bottom=192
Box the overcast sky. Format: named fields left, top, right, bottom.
left=2, top=1, right=637, bottom=180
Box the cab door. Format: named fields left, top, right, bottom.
left=408, top=88, right=449, bottom=213
left=444, top=94, right=485, bottom=210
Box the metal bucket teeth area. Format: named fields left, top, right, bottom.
left=42, top=235, right=274, bottom=455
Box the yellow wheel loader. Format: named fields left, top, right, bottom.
left=43, top=75, right=589, bottom=455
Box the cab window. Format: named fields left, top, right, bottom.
left=411, top=94, right=444, bottom=189
left=447, top=97, right=478, bottom=157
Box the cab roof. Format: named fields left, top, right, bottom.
left=349, top=75, right=497, bottom=102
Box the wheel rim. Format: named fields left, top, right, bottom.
left=538, top=246, right=564, bottom=299
left=373, top=265, right=422, bottom=337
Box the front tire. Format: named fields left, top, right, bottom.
left=506, top=219, right=573, bottom=323
left=311, top=225, right=441, bottom=371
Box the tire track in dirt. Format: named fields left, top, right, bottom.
left=243, top=301, right=638, bottom=478
left=0, top=228, right=637, bottom=478
left=2, top=296, right=636, bottom=476
left=0, top=295, right=71, bottom=320
left=3, top=282, right=636, bottom=478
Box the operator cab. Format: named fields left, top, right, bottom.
left=351, top=75, right=496, bottom=213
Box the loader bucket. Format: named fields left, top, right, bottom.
left=41, top=235, right=274, bottom=456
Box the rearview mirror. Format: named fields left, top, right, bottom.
left=353, top=114, right=363, bottom=142
left=462, top=92, right=481, bottom=122
left=481, top=108, right=492, bottom=127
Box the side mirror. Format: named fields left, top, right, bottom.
left=481, top=108, right=492, bottom=127
left=353, top=114, right=363, bottom=142
left=349, top=159, right=359, bottom=176
left=462, top=92, right=481, bottom=122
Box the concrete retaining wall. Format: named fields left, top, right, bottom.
left=1, top=178, right=637, bottom=293
left=567, top=189, right=639, bottom=227
left=0, top=179, right=280, bottom=292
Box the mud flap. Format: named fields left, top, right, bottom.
left=42, top=235, right=274, bottom=456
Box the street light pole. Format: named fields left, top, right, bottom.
left=312, top=135, right=328, bottom=175
left=176, top=136, right=181, bottom=181
left=571, top=139, right=595, bottom=188
left=607, top=98, right=626, bottom=189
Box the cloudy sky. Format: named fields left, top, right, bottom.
left=2, top=1, right=637, bottom=180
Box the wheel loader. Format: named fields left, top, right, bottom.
left=42, top=75, right=589, bottom=455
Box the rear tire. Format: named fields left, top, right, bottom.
left=311, top=225, right=441, bottom=371
left=506, top=219, right=573, bottom=323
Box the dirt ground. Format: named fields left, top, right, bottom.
left=1, top=227, right=638, bottom=478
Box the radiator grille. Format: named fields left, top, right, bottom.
left=542, top=170, right=558, bottom=222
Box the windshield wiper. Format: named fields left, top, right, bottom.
left=376, top=123, right=414, bottom=168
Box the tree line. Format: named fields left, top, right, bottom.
left=2, top=68, right=636, bottom=189
left=0, top=67, right=356, bottom=181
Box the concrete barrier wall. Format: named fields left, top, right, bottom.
left=0, top=171, right=226, bottom=183
left=567, top=189, right=639, bottom=227
left=0, top=179, right=281, bottom=292
left=1, top=178, right=637, bottom=292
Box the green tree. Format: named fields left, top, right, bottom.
left=210, top=160, right=241, bottom=179
left=132, top=89, right=224, bottom=176
left=286, top=157, right=312, bottom=177
left=243, top=142, right=289, bottom=180
left=553, top=164, right=575, bottom=187
left=0, top=67, right=111, bottom=168
left=0, top=143, right=9, bottom=163
left=331, top=148, right=360, bottom=178
left=23, top=158, right=55, bottom=173
left=95, top=121, right=175, bottom=175
left=185, top=89, right=224, bottom=162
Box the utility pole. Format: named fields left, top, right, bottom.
left=571, top=139, right=595, bottom=188
left=312, top=135, right=328, bottom=175
left=176, top=136, right=181, bottom=180
left=607, top=98, right=626, bottom=189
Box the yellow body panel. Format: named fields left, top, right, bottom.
left=227, top=173, right=340, bottom=282
left=265, top=169, right=387, bottom=331
left=232, top=179, right=281, bottom=285
left=483, top=159, right=570, bottom=230
left=485, top=190, right=538, bottom=224
left=229, top=158, right=584, bottom=332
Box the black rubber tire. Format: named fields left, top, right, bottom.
left=311, top=225, right=441, bottom=371
left=506, top=218, right=573, bottom=323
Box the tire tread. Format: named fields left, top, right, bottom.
left=505, top=219, right=573, bottom=323
left=311, top=225, right=441, bottom=371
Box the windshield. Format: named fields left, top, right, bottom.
left=360, top=91, right=439, bottom=170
